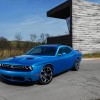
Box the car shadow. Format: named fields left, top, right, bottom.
left=0, top=70, right=71, bottom=86
left=53, top=70, right=70, bottom=78
left=0, top=77, right=35, bottom=87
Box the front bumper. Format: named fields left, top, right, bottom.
left=0, top=69, right=39, bottom=82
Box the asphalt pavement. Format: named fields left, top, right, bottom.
left=0, top=59, right=100, bottom=100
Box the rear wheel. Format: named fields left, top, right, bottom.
left=72, top=59, right=80, bottom=71
left=39, top=65, right=53, bottom=85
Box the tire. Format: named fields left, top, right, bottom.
left=39, top=65, right=53, bottom=85
left=72, top=59, right=80, bottom=71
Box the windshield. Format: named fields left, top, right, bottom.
left=26, top=46, right=57, bottom=56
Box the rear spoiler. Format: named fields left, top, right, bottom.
left=75, top=50, right=81, bottom=52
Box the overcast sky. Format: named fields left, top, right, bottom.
left=0, top=0, right=99, bottom=41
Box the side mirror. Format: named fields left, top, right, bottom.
left=57, top=52, right=66, bottom=56
left=62, top=52, right=66, bottom=56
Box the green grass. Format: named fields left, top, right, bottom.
left=83, top=52, right=100, bottom=58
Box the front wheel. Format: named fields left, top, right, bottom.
left=39, top=65, right=53, bottom=85
left=72, top=59, right=80, bottom=71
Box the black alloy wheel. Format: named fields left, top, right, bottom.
left=39, top=65, right=53, bottom=85
left=72, top=59, right=80, bottom=71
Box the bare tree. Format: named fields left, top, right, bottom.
left=45, top=33, right=50, bottom=38
left=15, top=33, right=22, bottom=48
left=44, top=33, right=50, bottom=43
left=40, top=33, right=50, bottom=44
left=40, top=33, right=45, bottom=43
left=30, top=34, right=37, bottom=42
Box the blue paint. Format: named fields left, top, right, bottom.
left=0, top=44, right=82, bottom=82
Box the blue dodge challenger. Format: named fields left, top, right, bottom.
left=0, top=44, right=82, bottom=85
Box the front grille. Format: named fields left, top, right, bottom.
left=13, top=76, right=24, bottom=81
left=2, top=74, right=25, bottom=81
left=2, top=74, right=11, bottom=79
left=0, top=64, right=26, bottom=71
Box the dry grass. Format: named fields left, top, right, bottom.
left=83, top=53, right=100, bottom=58
left=0, top=42, right=42, bottom=60
left=0, top=49, right=28, bottom=60
left=0, top=49, right=100, bottom=60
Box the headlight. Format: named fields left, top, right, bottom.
left=24, top=66, right=33, bottom=71
left=0, top=64, right=33, bottom=71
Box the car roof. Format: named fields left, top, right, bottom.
left=39, top=44, right=70, bottom=48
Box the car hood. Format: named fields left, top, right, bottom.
left=0, top=55, right=54, bottom=66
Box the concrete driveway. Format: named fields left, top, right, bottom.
left=0, top=59, right=100, bottom=100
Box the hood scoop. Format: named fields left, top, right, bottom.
left=13, top=56, right=16, bottom=58
left=26, top=58, right=34, bottom=60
